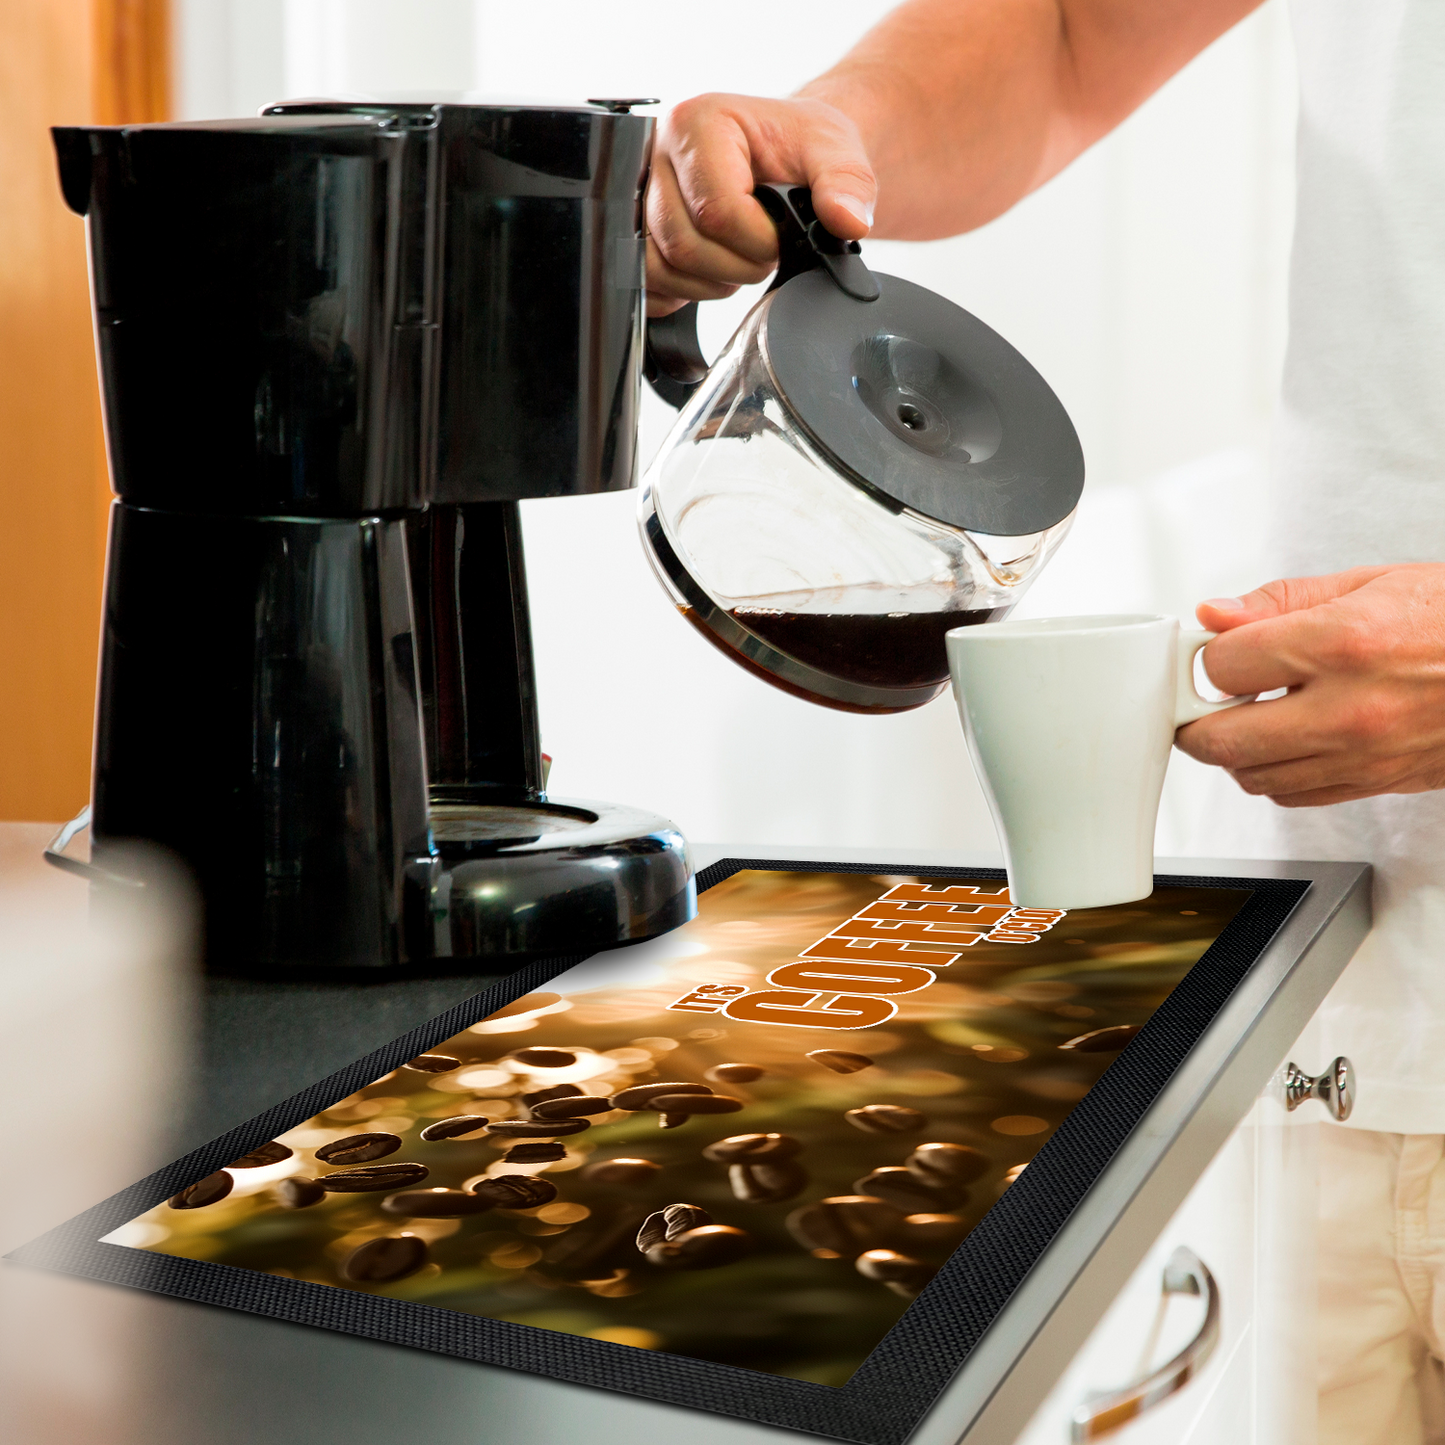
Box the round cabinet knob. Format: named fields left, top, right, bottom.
left=1283, top=1056, right=1354, bottom=1121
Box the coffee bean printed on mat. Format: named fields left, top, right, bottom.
left=852, top=1167, right=948, bottom=1214
left=483, top=1117, right=591, bottom=1138
left=855, top=1248, right=936, bottom=1298
left=520, top=1084, right=583, bottom=1108
left=315, top=1133, right=402, bottom=1165
left=610, top=1082, right=711, bottom=1110
left=705, top=1063, right=764, bottom=1084
left=578, top=1157, right=660, bottom=1185
left=645, top=1224, right=752, bottom=1270
left=471, top=1174, right=558, bottom=1209
left=636, top=1203, right=712, bottom=1252
left=404, top=1054, right=460, bottom=1073
left=1058, top=1024, right=1143, bottom=1052
left=419, top=1116, right=492, bottom=1142
left=729, top=1160, right=808, bottom=1203
left=274, top=1178, right=325, bottom=1210
left=167, top=1172, right=233, bottom=1209
left=342, top=1235, right=428, bottom=1283
left=646, top=1093, right=743, bottom=1116
left=319, top=1162, right=428, bottom=1192
left=807, top=1049, right=875, bottom=1074
left=380, top=1189, right=495, bottom=1218
left=844, top=1104, right=927, bottom=1135
left=224, top=1141, right=293, bottom=1169
left=509, top=1048, right=577, bottom=1068
left=905, top=1142, right=988, bottom=1188
left=523, top=1086, right=583, bottom=1103
left=503, top=1141, right=567, bottom=1164
left=702, top=1133, right=802, bottom=1163
left=528, top=1094, right=613, bottom=1119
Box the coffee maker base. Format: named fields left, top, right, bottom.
left=410, top=797, right=695, bottom=962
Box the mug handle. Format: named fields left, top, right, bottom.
left=1174, top=630, right=1257, bottom=726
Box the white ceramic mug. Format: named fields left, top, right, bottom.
left=945, top=614, right=1253, bottom=909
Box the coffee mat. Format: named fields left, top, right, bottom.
left=10, top=862, right=1308, bottom=1445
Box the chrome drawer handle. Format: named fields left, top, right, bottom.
left=1069, top=1246, right=1219, bottom=1442
left=1283, top=1056, right=1354, bottom=1121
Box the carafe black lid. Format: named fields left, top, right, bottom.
left=763, top=269, right=1084, bottom=537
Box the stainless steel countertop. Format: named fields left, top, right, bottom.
left=0, top=834, right=1370, bottom=1445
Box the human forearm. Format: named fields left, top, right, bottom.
left=644, top=0, right=1260, bottom=307
left=800, top=0, right=1263, bottom=238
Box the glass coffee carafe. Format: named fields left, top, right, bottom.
left=641, top=185, right=1085, bottom=713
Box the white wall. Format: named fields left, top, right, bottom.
left=173, top=0, right=1297, bottom=859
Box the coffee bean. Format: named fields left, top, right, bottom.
left=855, top=1247, right=934, bottom=1283
left=419, top=1115, right=492, bottom=1142
left=579, top=1157, right=661, bottom=1186
left=275, top=1177, right=326, bottom=1210
left=844, top=1104, right=926, bottom=1135
left=647, top=1093, right=743, bottom=1115
left=646, top=1224, right=752, bottom=1270
left=729, top=1159, right=808, bottom=1203
left=611, top=1082, right=711, bottom=1111
left=702, top=1132, right=803, bottom=1164
left=510, top=1048, right=577, bottom=1068
left=529, top=1094, right=613, bottom=1120
left=520, top=1084, right=583, bottom=1108
left=320, top=1162, right=429, bottom=1192
left=342, top=1235, right=428, bottom=1283
left=225, top=1141, right=293, bottom=1170
left=471, top=1174, right=558, bottom=1209
left=637, top=1203, right=713, bottom=1252
left=381, top=1188, right=495, bottom=1217
left=504, top=1142, right=567, bottom=1164
left=807, top=1049, right=874, bottom=1074
left=1059, top=1025, right=1141, bottom=1053
left=855, top=1248, right=935, bottom=1296
left=706, top=1063, right=764, bottom=1084
left=405, top=1054, right=459, bottom=1073
left=853, top=1167, right=948, bottom=1213
left=998, top=1163, right=1028, bottom=1194
left=659, top=1113, right=688, bottom=1129
left=168, top=1172, right=234, bottom=1209
left=905, top=1142, right=989, bottom=1188
left=664, top=1203, right=713, bottom=1234
left=315, top=1132, right=403, bottom=1166
left=901, top=1213, right=969, bottom=1250
left=484, top=1117, right=590, bottom=1138
left=785, top=1195, right=905, bottom=1256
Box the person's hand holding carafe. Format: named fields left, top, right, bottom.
left=645, top=95, right=876, bottom=316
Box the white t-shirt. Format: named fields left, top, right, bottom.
left=1260, top=0, right=1445, bottom=1132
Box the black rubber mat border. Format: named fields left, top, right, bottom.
left=8, top=861, right=1308, bottom=1445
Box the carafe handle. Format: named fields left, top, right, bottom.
left=642, top=183, right=880, bottom=409
left=642, top=303, right=711, bottom=409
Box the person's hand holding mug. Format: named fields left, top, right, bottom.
left=1177, top=563, right=1445, bottom=805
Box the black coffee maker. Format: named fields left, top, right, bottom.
left=48, top=101, right=694, bottom=972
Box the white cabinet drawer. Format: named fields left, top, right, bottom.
left=1013, top=1015, right=1328, bottom=1445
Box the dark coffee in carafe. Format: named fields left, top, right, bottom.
left=729, top=606, right=1010, bottom=692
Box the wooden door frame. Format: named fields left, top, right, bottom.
left=0, top=0, right=169, bottom=822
